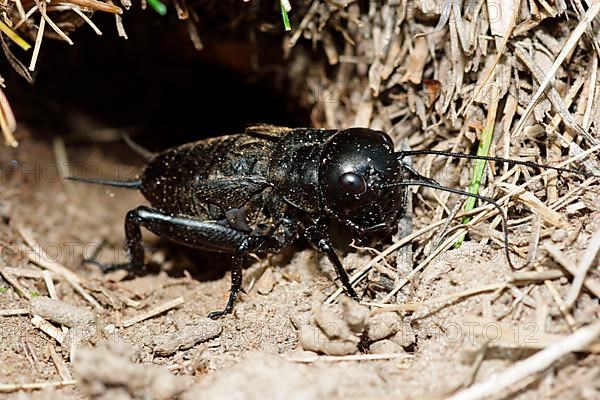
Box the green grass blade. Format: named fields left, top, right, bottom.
left=454, top=122, right=494, bottom=248
left=280, top=1, right=292, bottom=31
left=0, top=20, right=31, bottom=51
left=147, top=0, right=167, bottom=16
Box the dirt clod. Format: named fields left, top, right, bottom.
left=255, top=268, right=276, bottom=295
left=367, top=312, right=403, bottom=342
left=369, top=339, right=406, bottom=355
left=75, top=341, right=191, bottom=400
left=31, top=296, right=97, bottom=353
left=390, top=323, right=417, bottom=348
left=31, top=296, right=95, bottom=327
left=298, top=323, right=359, bottom=356
left=341, top=296, right=369, bottom=334
left=314, top=305, right=358, bottom=342
left=152, top=319, right=222, bottom=356
left=182, top=353, right=337, bottom=400
left=299, top=302, right=365, bottom=356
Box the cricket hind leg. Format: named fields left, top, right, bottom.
left=85, top=205, right=248, bottom=274
left=87, top=205, right=282, bottom=317
left=83, top=208, right=146, bottom=273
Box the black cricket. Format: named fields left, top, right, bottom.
left=68, top=125, right=591, bottom=318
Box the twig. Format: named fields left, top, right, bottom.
left=34, top=0, right=73, bottom=45
left=65, top=275, right=102, bottom=310
left=288, top=0, right=318, bottom=48
left=14, top=0, right=26, bottom=20
left=74, top=7, right=103, bottom=34
left=45, top=5, right=103, bottom=35
left=543, top=243, right=600, bottom=299
left=49, top=345, right=72, bottom=381
left=535, top=262, right=577, bottom=331
left=285, top=352, right=413, bottom=363
left=462, top=342, right=488, bottom=388
left=0, top=87, right=18, bottom=147
left=0, top=308, right=29, bottom=316
left=368, top=269, right=568, bottom=315
left=564, top=229, right=600, bottom=309
left=582, top=56, right=597, bottom=131
left=1, top=267, right=58, bottom=279
left=446, top=322, right=600, bottom=400
left=115, top=13, right=128, bottom=38
left=52, top=136, right=69, bottom=181
left=57, top=0, right=122, bottom=14
left=380, top=229, right=468, bottom=304
left=28, top=4, right=46, bottom=71
left=394, top=139, right=414, bottom=303
left=120, top=296, right=184, bottom=328
left=0, top=265, right=32, bottom=300
left=514, top=44, right=588, bottom=141
left=497, top=183, right=565, bottom=227
left=43, top=270, right=58, bottom=300
left=509, top=270, right=564, bottom=283
left=31, top=315, right=65, bottom=344
left=15, top=5, right=39, bottom=29
left=324, top=218, right=449, bottom=304
left=368, top=283, right=506, bottom=314
left=0, top=380, right=76, bottom=393
left=18, top=226, right=102, bottom=309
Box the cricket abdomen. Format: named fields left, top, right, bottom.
left=139, top=134, right=275, bottom=220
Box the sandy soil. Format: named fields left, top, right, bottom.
left=0, top=137, right=599, bottom=400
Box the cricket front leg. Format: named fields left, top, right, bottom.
left=304, top=222, right=359, bottom=301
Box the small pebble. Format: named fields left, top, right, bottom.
left=256, top=268, right=276, bottom=295
left=369, top=339, right=406, bottom=354
left=318, top=340, right=358, bottom=356
left=367, top=312, right=402, bottom=342
left=298, top=325, right=321, bottom=353
left=341, top=296, right=369, bottom=334
left=103, top=324, right=117, bottom=338
left=153, top=319, right=222, bottom=356
left=551, top=228, right=568, bottom=243
left=314, top=305, right=357, bottom=342
left=286, top=349, right=319, bottom=362
left=298, top=324, right=358, bottom=356
left=390, top=322, right=416, bottom=348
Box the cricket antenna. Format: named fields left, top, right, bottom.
left=383, top=179, right=516, bottom=269
left=395, top=150, right=599, bottom=178
left=65, top=176, right=142, bottom=189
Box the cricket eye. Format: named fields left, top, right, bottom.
left=338, top=172, right=367, bottom=196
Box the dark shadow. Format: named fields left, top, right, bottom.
left=4, top=7, right=309, bottom=151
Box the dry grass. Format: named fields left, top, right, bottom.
left=285, top=1, right=600, bottom=397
